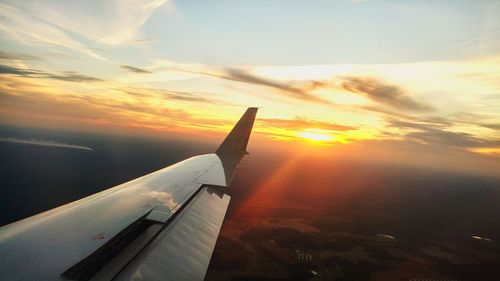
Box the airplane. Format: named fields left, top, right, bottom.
left=0, top=107, right=258, bottom=281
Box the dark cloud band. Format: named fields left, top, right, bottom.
left=0, top=64, right=101, bottom=82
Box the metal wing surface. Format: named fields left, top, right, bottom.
left=0, top=107, right=258, bottom=281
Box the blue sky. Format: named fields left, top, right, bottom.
left=1, top=1, right=499, bottom=68
left=139, top=0, right=500, bottom=65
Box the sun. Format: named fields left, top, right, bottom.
left=296, top=129, right=333, bottom=142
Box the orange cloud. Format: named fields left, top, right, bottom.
left=258, top=117, right=357, bottom=132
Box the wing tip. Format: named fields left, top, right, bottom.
left=215, top=107, right=258, bottom=185
left=215, top=107, right=258, bottom=156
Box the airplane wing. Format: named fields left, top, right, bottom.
left=0, top=107, right=258, bottom=281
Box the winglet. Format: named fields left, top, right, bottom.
left=216, top=107, right=258, bottom=156
left=216, top=107, right=258, bottom=185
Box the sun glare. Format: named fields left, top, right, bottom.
left=297, top=129, right=333, bottom=142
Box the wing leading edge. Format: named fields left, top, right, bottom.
left=0, top=107, right=258, bottom=281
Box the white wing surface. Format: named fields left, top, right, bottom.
left=0, top=107, right=258, bottom=281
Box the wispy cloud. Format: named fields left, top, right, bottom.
left=221, top=68, right=330, bottom=104
left=0, top=50, right=41, bottom=61
left=259, top=117, right=356, bottom=132
left=0, top=0, right=167, bottom=61
left=2, top=0, right=167, bottom=46
left=0, top=64, right=102, bottom=82
left=148, top=60, right=332, bottom=104
left=0, top=3, right=108, bottom=61
left=128, top=37, right=158, bottom=45
left=386, top=119, right=500, bottom=150
left=0, top=137, right=93, bottom=151
left=341, top=77, right=434, bottom=112
left=443, top=112, right=500, bottom=133
left=481, top=123, right=500, bottom=131
left=443, top=29, right=500, bottom=52
left=121, top=87, right=236, bottom=106
left=121, top=65, right=152, bottom=74
left=0, top=75, right=234, bottom=135
left=1, top=49, right=499, bottom=164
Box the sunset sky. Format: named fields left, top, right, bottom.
left=1, top=0, right=500, bottom=175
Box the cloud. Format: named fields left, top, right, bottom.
left=151, top=60, right=331, bottom=104
left=0, top=137, right=92, bottom=151
left=121, top=87, right=235, bottom=106
left=342, top=77, right=434, bottom=112
left=128, top=37, right=158, bottom=45
left=121, top=65, right=152, bottom=74
left=0, top=3, right=108, bottom=61
left=386, top=119, right=500, bottom=149
left=444, top=112, right=500, bottom=133
left=0, top=50, right=41, bottom=61
left=443, top=29, right=500, bottom=52
left=0, top=75, right=233, bottom=135
left=148, top=59, right=446, bottom=110
left=0, top=62, right=232, bottom=105
left=0, top=65, right=38, bottom=76
left=2, top=0, right=167, bottom=45
left=0, top=64, right=102, bottom=82
left=50, top=71, right=103, bottom=83
left=259, top=117, right=356, bottom=132
left=222, top=68, right=329, bottom=104
left=161, top=90, right=221, bottom=103
left=156, top=61, right=440, bottom=109
left=0, top=86, right=185, bottom=133
left=0, top=0, right=166, bottom=62
left=481, top=123, right=500, bottom=131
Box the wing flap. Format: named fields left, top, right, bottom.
left=113, top=186, right=230, bottom=281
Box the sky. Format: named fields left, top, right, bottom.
left=0, top=0, right=500, bottom=176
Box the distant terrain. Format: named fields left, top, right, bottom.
left=205, top=149, right=500, bottom=281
